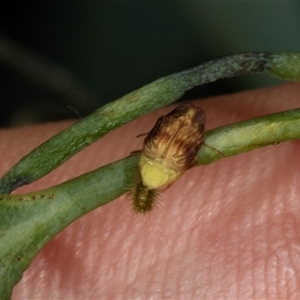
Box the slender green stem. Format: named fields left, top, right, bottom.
left=1, top=52, right=300, bottom=194
left=198, top=108, right=300, bottom=164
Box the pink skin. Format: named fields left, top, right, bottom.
left=2, top=82, right=300, bottom=299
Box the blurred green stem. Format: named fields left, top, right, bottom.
left=1, top=52, right=300, bottom=194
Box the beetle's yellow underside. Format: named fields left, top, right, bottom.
left=139, top=153, right=182, bottom=190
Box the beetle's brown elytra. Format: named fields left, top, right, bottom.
left=129, top=102, right=205, bottom=213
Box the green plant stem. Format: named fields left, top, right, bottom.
left=0, top=155, right=137, bottom=299
left=1, top=52, right=300, bottom=194
left=1, top=107, right=300, bottom=298
left=198, top=107, right=300, bottom=164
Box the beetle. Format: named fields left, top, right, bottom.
left=130, top=102, right=205, bottom=213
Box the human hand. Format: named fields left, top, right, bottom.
left=7, top=82, right=300, bottom=299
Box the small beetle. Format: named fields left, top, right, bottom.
left=130, top=102, right=205, bottom=213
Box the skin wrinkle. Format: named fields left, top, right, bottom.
left=206, top=229, right=224, bottom=298
left=289, top=245, right=300, bottom=298
left=177, top=226, right=192, bottom=297
left=4, top=82, right=300, bottom=299
left=130, top=221, right=152, bottom=287
left=121, top=238, right=138, bottom=296
left=251, top=204, right=259, bottom=300
left=159, top=225, right=176, bottom=297
left=228, top=215, right=241, bottom=297
left=239, top=225, right=255, bottom=299
left=253, top=196, right=268, bottom=298
left=279, top=248, right=292, bottom=298
left=284, top=219, right=300, bottom=297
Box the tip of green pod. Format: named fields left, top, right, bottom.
left=267, top=52, right=300, bottom=82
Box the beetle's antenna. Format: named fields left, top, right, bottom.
left=68, top=106, right=83, bottom=120
left=136, top=132, right=148, bottom=138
